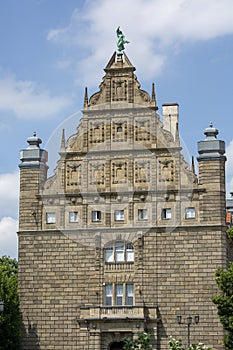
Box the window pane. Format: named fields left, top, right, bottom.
left=69, top=212, right=78, bottom=223
left=185, top=207, right=195, bottom=219
left=92, top=211, right=101, bottom=222
left=105, top=285, right=112, bottom=306
left=126, top=284, right=134, bottom=306
left=114, top=210, right=124, bottom=221
left=46, top=213, right=56, bottom=224
left=115, top=284, right=123, bottom=306
left=115, top=243, right=124, bottom=262
left=138, top=209, right=148, bottom=220
left=105, top=246, right=114, bottom=262
left=162, top=208, right=171, bottom=220
left=126, top=243, right=134, bottom=262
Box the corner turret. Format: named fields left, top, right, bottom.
left=197, top=123, right=226, bottom=225
left=18, top=133, right=48, bottom=231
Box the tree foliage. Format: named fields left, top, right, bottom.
left=0, top=256, right=21, bottom=350
left=212, top=262, right=233, bottom=349
left=123, top=332, right=152, bottom=350
left=168, top=337, right=212, bottom=350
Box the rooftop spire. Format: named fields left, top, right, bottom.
left=151, top=82, right=158, bottom=110
left=60, top=128, right=66, bottom=153
left=83, top=87, right=89, bottom=109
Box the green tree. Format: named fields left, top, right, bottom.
left=123, top=332, right=152, bottom=349
left=0, top=256, right=21, bottom=350
left=213, top=262, right=233, bottom=350
left=168, top=337, right=212, bottom=350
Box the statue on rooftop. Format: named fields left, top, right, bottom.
left=116, top=26, right=129, bottom=52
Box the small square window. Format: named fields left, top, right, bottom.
left=185, top=207, right=195, bottom=219
left=92, top=211, right=101, bottom=222
left=69, top=212, right=78, bottom=223
left=46, top=213, right=56, bottom=224
left=138, top=209, right=148, bottom=221
left=114, top=210, right=124, bottom=221
left=162, top=208, right=171, bottom=220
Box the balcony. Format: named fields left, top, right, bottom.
left=77, top=305, right=159, bottom=325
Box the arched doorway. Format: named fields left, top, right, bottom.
left=109, top=341, right=124, bottom=350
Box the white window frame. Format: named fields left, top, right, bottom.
left=138, top=209, right=148, bottom=221
left=46, top=212, right=56, bottom=224
left=104, top=283, right=134, bottom=306
left=105, top=285, right=113, bottom=306
left=126, top=284, right=134, bottom=306
left=104, top=241, right=134, bottom=263
left=115, top=284, right=123, bottom=306
left=162, top=208, right=172, bottom=220
left=114, top=210, right=124, bottom=221
left=69, top=211, right=78, bottom=223
left=185, top=207, right=195, bottom=219
left=92, top=210, right=101, bottom=222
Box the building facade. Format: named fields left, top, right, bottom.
left=18, top=51, right=232, bottom=350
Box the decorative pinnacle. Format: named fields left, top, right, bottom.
left=60, top=128, right=66, bottom=153
left=209, top=121, right=213, bottom=128
left=83, top=86, right=89, bottom=109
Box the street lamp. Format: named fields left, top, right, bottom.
left=176, top=314, right=199, bottom=348
left=0, top=301, right=4, bottom=313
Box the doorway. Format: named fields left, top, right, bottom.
left=109, top=341, right=124, bottom=350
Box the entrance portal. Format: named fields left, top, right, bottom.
left=109, top=341, right=124, bottom=350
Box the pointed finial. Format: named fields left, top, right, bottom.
left=83, top=87, right=89, bottom=109
left=33, top=131, right=37, bottom=137
left=209, top=121, right=213, bottom=128
left=151, top=83, right=155, bottom=103
left=191, top=156, right=195, bottom=174
left=60, top=128, right=66, bottom=153
left=175, top=122, right=180, bottom=145
left=151, top=82, right=158, bottom=110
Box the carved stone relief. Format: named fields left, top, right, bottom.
left=89, top=122, right=105, bottom=144
left=158, top=158, right=174, bottom=182
left=112, top=161, right=128, bottom=184
left=134, top=160, right=150, bottom=183
left=135, top=119, right=150, bottom=141
left=89, top=162, right=105, bottom=185
left=66, top=162, right=81, bottom=188
left=112, top=79, right=127, bottom=101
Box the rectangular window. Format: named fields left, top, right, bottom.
left=115, top=243, right=124, bottom=262
left=114, top=210, right=124, bottom=221
left=162, top=208, right=171, bottom=220
left=46, top=212, right=56, bottom=224
left=126, top=284, right=134, bottom=306
left=185, top=207, right=195, bottom=219
left=105, top=246, right=114, bottom=262
left=138, top=209, right=148, bottom=221
left=115, top=284, right=123, bottom=306
left=126, top=243, right=134, bottom=262
left=105, top=285, right=112, bottom=306
left=69, top=212, right=78, bottom=223
left=92, top=211, right=101, bottom=222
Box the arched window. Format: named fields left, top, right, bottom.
left=105, top=241, right=134, bottom=263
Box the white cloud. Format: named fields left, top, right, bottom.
left=47, top=0, right=233, bottom=87
left=0, top=217, right=18, bottom=259
left=0, top=74, right=72, bottom=119
left=0, top=171, right=19, bottom=218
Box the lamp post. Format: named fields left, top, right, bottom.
left=177, top=314, right=199, bottom=348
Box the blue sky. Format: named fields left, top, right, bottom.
left=1, top=0, right=233, bottom=259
